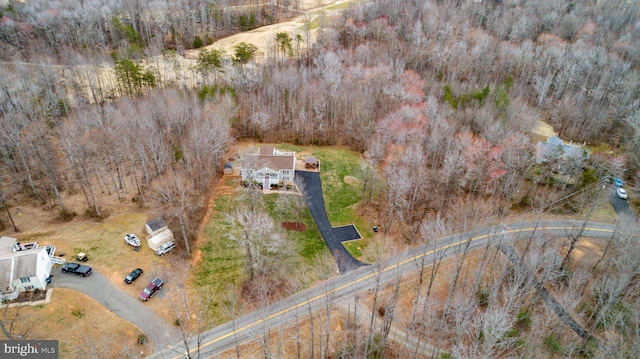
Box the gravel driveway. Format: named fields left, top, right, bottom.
left=49, top=267, right=179, bottom=351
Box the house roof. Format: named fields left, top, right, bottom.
left=245, top=146, right=295, bottom=172
left=12, top=252, right=40, bottom=278
left=0, top=237, right=43, bottom=290
left=536, top=136, right=590, bottom=163
left=262, top=156, right=295, bottom=171
left=146, top=218, right=168, bottom=232
left=0, top=259, right=11, bottom=291
left=259, top=145, right=275, bottom=155
left=0, top=236, right=16, bottom=257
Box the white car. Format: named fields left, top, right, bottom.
left=616, top=188, right=628, bottom=200
left=155, top=241, right=176, bottom=256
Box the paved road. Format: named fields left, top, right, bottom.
left=296, top=170, right=367, bottom=273
left=149, top=220, right=628, bottom=359
left=49, top=267, right=179, bottom=351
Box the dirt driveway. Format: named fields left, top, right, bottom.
left=49, top=267, right=179, bottom=351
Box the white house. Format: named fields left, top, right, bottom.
left=240, top=145, right=296, bottom=189
left=536, top=136, right=590, bottom=164
left=0, top=237, right=53, bottom=301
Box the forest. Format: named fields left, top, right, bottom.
left=1, top=0, right=640, bottom=357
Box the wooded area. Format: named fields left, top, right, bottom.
left=1, top=0, right=640, bottom=357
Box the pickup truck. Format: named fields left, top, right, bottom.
left=139, top=277, right=164, bottom=301
left=61, top=262, right=92, bottom=277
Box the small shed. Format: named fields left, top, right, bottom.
left=305, top=156, right=318, bottom=169
left=147, top=229, right=174, bottom=251
left=145, top=218, right=168, bottom=237
left=223, top=162, right=234, bottom=175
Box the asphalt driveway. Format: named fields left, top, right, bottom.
left=609, top=186, right=635, bottom=219
left=296, top=170, right=367, bottom=273
left=49, top=267, right=178, bottom=351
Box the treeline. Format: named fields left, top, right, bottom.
left=0, top=0, right=297, bottom=61
left=230, top=0, right=638, bottom=235
left=0, top=87, right=233, bottom=252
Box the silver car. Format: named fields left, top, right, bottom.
left=155, top=241, right=176, bottom=256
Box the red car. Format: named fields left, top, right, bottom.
left=139, top=277, right=164, bottom=301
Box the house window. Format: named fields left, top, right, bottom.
left=24, top=285, right=34, bottom=290
left=20, top=277, right=31, bottom=283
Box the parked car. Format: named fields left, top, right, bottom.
left=61, top=262, right=92, bottom=277
left=155, top=241, right=176, bottom=256
left=124, top=268, right=143, bottom=284
left=616, top=188, right=628, bottom=200
left=139, top=277, right=164, bottom=301
left=614, top=177, right=623, bottom=187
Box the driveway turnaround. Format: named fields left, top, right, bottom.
left=49, top=267, right=179, bottom=351
left=296, top=170, right=367, bottom=273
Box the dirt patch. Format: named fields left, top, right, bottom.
left=281, top=221, right=307, bottom=231
left=532, top=120, right=557, bottom=138
left=344, top=175, right=359, bottom=186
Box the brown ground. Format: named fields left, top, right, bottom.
left=3, top=288, right=143, bottom=357
left=281, top=221, right=308, bottom=231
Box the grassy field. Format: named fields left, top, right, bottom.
left=194, top=145, right=373, bottom=321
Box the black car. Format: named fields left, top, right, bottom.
left=125, top=268, right=143, bottom=284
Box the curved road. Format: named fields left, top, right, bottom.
left=149, top=220, right=629, bottom=358
left=49, top=268, right=179, bottom=351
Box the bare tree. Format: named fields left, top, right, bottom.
left=225, top=206, right=285, bottom=281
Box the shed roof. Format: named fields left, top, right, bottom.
left=146, top=218, right=168, bottom=232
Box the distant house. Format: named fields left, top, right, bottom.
left=240, top=145, right=296, bottom=189
left=0, top=237, right=52, bottom=301
left=536, top=136, right=590, bottom=164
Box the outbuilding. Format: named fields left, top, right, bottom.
left=147, top=229, right=174, bottom=251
